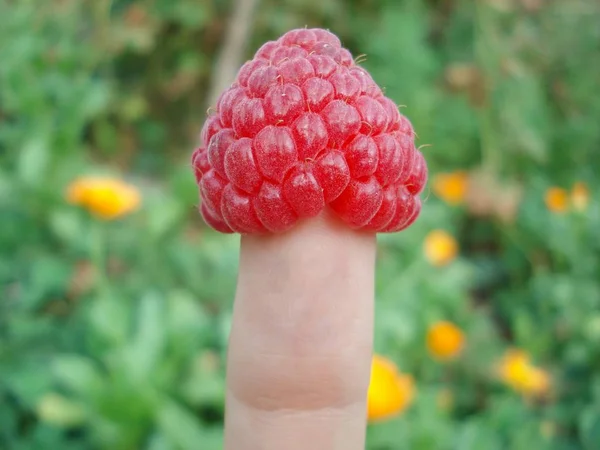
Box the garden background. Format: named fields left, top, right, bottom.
left=1, top=0, right=599, bottom=449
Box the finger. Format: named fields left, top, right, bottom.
left=224, top=212, right=376, bottom=450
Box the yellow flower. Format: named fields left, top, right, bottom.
left=544, top=187, right=568, bottom=213
left=67, top=176, right=140, bottom=220
left=433, top=171, right=469, bottom=205
left=424, top=230, right=458, bottom=267
left=367, top=354, right=415, bottom=422
left=427, top=321, right=465, bottom=361
left=498, top=349, right=551, bottom=397
left=571, top=182, right=590, bottom=212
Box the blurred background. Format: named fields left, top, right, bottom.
left=1, top=0, right=599, bottom=449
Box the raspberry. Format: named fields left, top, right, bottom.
left=192, top=28, right=428, bottom=234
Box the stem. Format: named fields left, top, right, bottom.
left=205, top=0, right=260, bottom=109
left=91, top=220, right=109, bottom=299
left=474, top=0, right=500, bottom=173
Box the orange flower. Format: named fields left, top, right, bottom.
left=367, top=355, right=415, bottom=422
left=424, top=230, right=458, bottom=267
left=433, top=171, right=469, bottom=205
left=67, top=176, right=140, bottom=220
left=571, top=182, right=590, bottom=212
left=544, top=187, right=568, bottom=213
left=427, top=321, right=465, bottom=361
left=498, top=349, right=551, bottom=397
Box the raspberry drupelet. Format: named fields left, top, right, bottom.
left=192, top=28, right=428, bottom=234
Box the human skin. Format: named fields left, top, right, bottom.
left=224, top=211, right=375, bottom=450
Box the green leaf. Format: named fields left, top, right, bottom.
left=88, top=294, right=131, bottom=347
left=147, top=193, right=184, bottom=240
left=580, top=408, right=600, bottom=450
left=23, top=256, right=71, bottom=310
left=49, top=208, right=86, bottom=248
left=17, top=138, right=50, bottom=186
left=156, top=399, right=210, bottom=450
left=147, top=432, right=177, bottom=450
left=122, top=292, right=166, bottom=382
left=167, top=290, right=208, bottom=344
left=52, top=354, right=104, bottom=397
left=2, top=364, right=55, bottom=406
left=455, top=420, right=503, bottom=450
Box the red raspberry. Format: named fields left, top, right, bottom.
left=191, top=28, right=428, bottom=234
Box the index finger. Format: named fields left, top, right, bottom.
left=224, top=212, right=376, bottom=450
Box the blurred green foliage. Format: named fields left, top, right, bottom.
left=1, top=0, right=599, bottom=449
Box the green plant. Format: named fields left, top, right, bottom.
left=1, top=0, right=599, bottom=449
